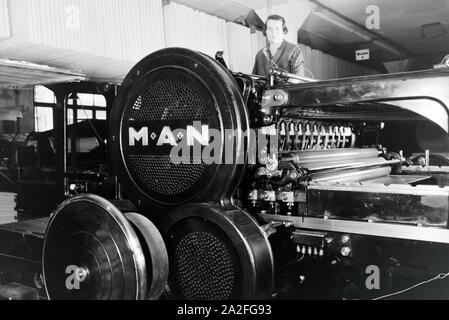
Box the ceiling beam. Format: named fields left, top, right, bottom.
left=300, top=0, right=431, bottom=66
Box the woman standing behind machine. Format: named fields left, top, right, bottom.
left=253, top=14, right=306, bottom=77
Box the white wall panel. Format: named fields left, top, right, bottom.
left=250, top=30, right=266, bottom=72
left=0, top=0, right=378, bottom=82
left=25, top=0, right=165, bottom=62
left=0, top=0, right=10, bottom=40
left=226, top=22, right=252, bottom=74
left=163, top=2, right=229, bottom=64
left=297, top=43, right=378, bottom=80
left=0, top=0, right=165, bottom=81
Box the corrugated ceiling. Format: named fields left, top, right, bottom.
left=0, top=59, right=86, bottom=88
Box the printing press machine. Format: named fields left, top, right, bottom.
left=2, top=48, right=449, bottom=299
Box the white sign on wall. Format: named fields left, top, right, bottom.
left=356, top=49, right=370, bottom=61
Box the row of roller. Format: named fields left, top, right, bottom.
left=281, top=148, right=398, bottom=183
left=250, top=148, right=399, bottom=214
left=259, top=148, right=400, bottom=184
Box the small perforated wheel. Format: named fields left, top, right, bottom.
left=161, top=203, right=274, bottom=300
left=42, top=195, right=147, bottom=300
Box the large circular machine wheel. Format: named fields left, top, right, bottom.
left=160, top=203, right=274, bottom=300
left=109, top=47, right=250, bottom=216
left=42, top=195, right=168, bottom=300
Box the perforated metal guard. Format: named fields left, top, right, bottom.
left=130, top=79, right=210, bottom=121
left=128, top=155, right=205, bottom=196
left=161, top=204, right=274, bottom=300
left=174, top=231, right=235, bottom=300
left=110, top=48, right=249, bottom=211
left=125, top=75, right=211, bottom=198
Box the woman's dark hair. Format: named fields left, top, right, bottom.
left=264, top=14, right=288, bottom=35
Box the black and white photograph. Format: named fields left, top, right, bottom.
left=1, top=0, right=449, bottom=306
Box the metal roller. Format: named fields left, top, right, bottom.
left=311, top=166, right=392, bottom=183
left=282, top=148, right=380, bottom=164
left=296, top=158, right=400, bottom=172
left=125, top=212, right=169, bottom=300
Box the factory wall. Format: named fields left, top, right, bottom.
left=162, top=1, right=378, bottom=78
left=0, top=0, right=10, bottom=41
left=24, top=0, right=165, bottom=62
left=0, top=0, right=166, bottom=80
left=0, top=0, right=378, bottom=81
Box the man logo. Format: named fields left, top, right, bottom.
left=65, top=265, right=88, bottom=290
left=129, top=127, right=149, bottom=147
left=365, top=265, right=380, bottom=290
left=129, top=121, right=209, bottom=147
